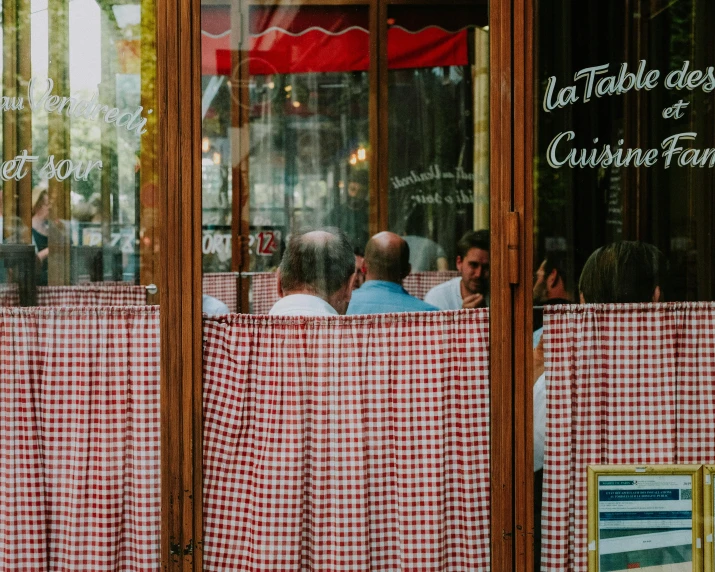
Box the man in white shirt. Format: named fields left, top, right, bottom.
left=424, top=229, right=490, bottom=310
left=269, top=227, right=356, bottom=316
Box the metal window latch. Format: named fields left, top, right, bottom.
left=506, top=212, right=520, bottom=285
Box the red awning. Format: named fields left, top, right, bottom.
left=201, top=5, right=468, bottom=76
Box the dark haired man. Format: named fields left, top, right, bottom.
left=347, top=232, right=438, bottom=314
left=533, top=252, right=572, bottom=334
left=269, top=227, right=357, bottom=316
left=577, top=241, right=664, bottom=304
left=424, top=229, right=490, bottom=309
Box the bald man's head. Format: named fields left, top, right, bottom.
left=364, top=232, right=411, bottom=284
left=279, top=227, right=356, bottom=297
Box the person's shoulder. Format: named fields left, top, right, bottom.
left=202, top=294, right=230, bottom=315
left=408, top=296, right=440, bottom=312
left=425, top=276, right=459, bottom=295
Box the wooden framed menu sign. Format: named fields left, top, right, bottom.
left=588, top=465, right=702, bottom=572
left=704, top=466, right=715, bottom=572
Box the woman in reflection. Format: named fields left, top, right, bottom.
left=31, top=186, right=50, bottom=286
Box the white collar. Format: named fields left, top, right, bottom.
left=268, top=294, right=339, bottom=316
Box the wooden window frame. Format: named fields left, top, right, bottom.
left=156, top=1, right=534, bottom=572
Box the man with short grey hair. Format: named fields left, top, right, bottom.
left=269, top=227, right=357, bottom=316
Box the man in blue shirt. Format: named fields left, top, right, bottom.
left=347, top=231, right=439, bottom=314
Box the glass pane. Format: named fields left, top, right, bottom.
left=200, top=2, right=493, bottom=571
left=534, top=1, right=715, bottom=569
left=0, top=1, right=160, bottom=569
left=387, top=5, right=490, bottom=303
left=0, top=0, right=153, bottom=296
left=201, top=4, right=369, bottom=290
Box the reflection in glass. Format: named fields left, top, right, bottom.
left=201, top=5, right=370, bottom=276
left=387, top=5, right=489, bottom=270
left=1, top=0, right=155, bottom=303
left=534, top=0, right=715, bottom=569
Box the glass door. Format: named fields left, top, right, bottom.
left=529, top=1, right=715, bottom=570
left=194, top=0, right=523, bottom=570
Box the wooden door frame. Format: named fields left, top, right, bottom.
left=156, top=0, right=533, bottom=570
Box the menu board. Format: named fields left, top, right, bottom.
left=588, top=466, right=702, bottom=572
left=704, top=467, right=715, bottom=572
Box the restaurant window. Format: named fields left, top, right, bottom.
left=1, top=0, right=157, bottom=298
left=386, top=5, right=489, bottom=270
left=0, top=0, right=160, bottom=569
left=201, top=4, right=370, bottom=282
left=201, top=1, right=491, bottom=311
left=533, top=1, right=715, bottom=570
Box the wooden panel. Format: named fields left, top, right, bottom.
left=513, top=0, right=535, bottom=569
left=249, top=0, right=368, bottom=5
left=372, top=0, right=387, bottom=233
left=157, top=0, right=204, bottom=568
left=140, top=0, right=159, bottom=293
left=489, top=0, right=514, bottom=569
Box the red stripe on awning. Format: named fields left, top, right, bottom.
left=249, top=28, right=370, bottom=75
left=201, top=6, right=469, bottom=76
left=388, top=27, right=468, bottom=70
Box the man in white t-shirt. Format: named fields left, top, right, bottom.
left=269, top=227, right=356, bottom=316
left=424, top=229, right=489, bottom=310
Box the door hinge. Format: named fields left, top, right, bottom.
left=506, top=211, right=520, bottom=285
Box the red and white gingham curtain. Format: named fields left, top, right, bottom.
left=0, top=307, right=161, bottom=571
left=403, top=271, right=459, bottom=300
left=540, top=302, right=715, bottom=572
left=37, top=284, right=148, bottom=306
left=202, top=310, right=491, bottom=571
left=0, top=283, right=20, bottom=307
left=202, top=273, right=239, bottom=313
left=249, top=272, right=278, bottom=314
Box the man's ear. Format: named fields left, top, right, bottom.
left=579, top=292, right=586, bottom=304
left=276, top=269, right=284, bottom=298
left=347, top=271, right=357, bottom=292
left=455, top=256, right=463, bottom=271
left=652, top=285, right=661, bottom=303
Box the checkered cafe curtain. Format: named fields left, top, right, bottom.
left=0, top=306, right=161, bottom=572
left=540, top=302, right=715, bottom=572
left=403, top=271, right=459, bottom=300
left=0, top=283, right=20, bottom=307
left=37, top=284, right=148, bottom=306
left=249, top=271, right=460, bottom=314
left=203, top=273, right=239, bottom=313
left=249, top=272, right=279, bottom=314
left=203, top=310, right=491, bottom=571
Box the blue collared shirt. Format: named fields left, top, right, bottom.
left=347, top=280, right=439, bottom=315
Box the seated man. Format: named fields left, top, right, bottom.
left=424, top=229, right=490, bottom=310
left=347, top=232, right=439, bottom=315
left=533, top=240, right=666, bottom=472
left=269, top=227, right=356, bottom=316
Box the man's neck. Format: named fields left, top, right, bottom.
left=283, top=289, right=325, bottom=300
left=364, top=274, right=400, bottom=285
